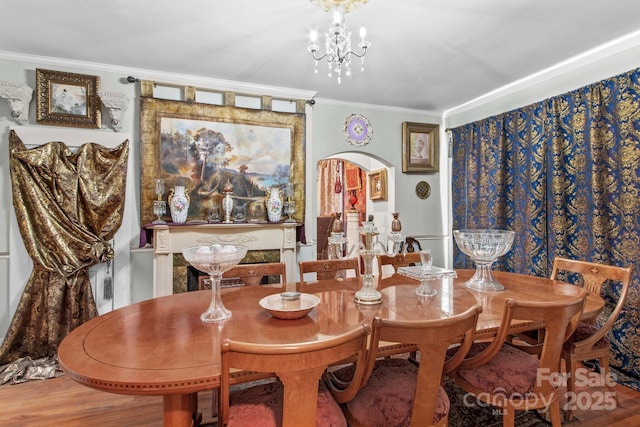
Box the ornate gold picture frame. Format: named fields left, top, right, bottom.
left=402, top=122, right=439, bottom=173
left=140, top=96, right=306, bottom=225
left=369, top=168, right=387, bottom=201
left=35, top=68, right=101, bottom=128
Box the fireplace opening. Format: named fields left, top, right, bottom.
left=188, top=267, right=275, bottom=291
left=174, top=249, right=281, bottom=293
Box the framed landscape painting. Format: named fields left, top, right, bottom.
left=139, top=96, right=306, bottom=225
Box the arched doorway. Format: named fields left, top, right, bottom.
left=315, top=152, right=396, bottom=260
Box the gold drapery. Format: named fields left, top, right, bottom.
left=0, top=130, right=129, bottom=364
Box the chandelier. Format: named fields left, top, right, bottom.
left=307, top=0, right=371, bottom=84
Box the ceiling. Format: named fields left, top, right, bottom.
left=2, top=0, right=640, bottom=112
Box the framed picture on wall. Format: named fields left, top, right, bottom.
left=402, top=122, right=439, bottom=173
left=345, top=162, right=362, bottom=191
left=35, top=68, right=101, bottom=128
left=369, top=168, right=387, bottom=201
left=139, top=95, right=306, bottom=225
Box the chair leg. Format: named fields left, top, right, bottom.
left=548, top=396, right=562, bottom=427
left=564, top=355, right=577, bottom=421
left=599, top=355, right=620, bottom=406
left=212, top=388, right=219, bottom=419
left=501, top=405, right=515, bottom=427
left=190, top=393, right=202, bottom=427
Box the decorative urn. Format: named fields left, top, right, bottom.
left=266, top=185, right=283, bottom=222
left=168, top=183, right=190, bottom=224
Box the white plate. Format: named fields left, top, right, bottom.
left=259, top=293, right=320, bottom=320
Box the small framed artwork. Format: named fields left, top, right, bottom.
left=368, top=168, right=387, bottom=201
left=35, top=68, right=101, bottom=128
left=345, top=162, right=362, bottom=191
left=402, top=122, right=439, bottom=173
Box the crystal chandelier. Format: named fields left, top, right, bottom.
left=307, top=0, right=371, bottom=84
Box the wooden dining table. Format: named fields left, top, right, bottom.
left=57, top=269, right=603, bottom=426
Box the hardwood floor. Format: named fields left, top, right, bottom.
left=1, top=372, right=639, bottom=426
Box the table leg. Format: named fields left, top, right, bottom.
left=163, top=393, right=197, bottom=427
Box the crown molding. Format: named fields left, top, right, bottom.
left=315, top=96, right=440, bottom=117
left=443, top=29, right=640, bottom=124
left=0, top=51, right=317, bottom=102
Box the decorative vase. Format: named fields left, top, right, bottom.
left=349, top=191, right=358, bottom=211
left=266, top=186, right=283, bottom=222
left=391, top=212, right=402, bottom=232
left=332, top=212, right=344, bottom=233
left=222, top=179, right=234, bottom=224
left=168, top=185, right=190, bottom=224
left=389, top=212, right=404, bottom=255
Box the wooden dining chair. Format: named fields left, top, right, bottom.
left=298, top=258, right=360, bottom=283
left=400, top=236, right=422, bottom=253
left=377, top=252, right=422, bottom=278
left=550, top=257, right=633, bottom=420
left=219, top=325, right=369, bottom=427
left=452, top=293, right=587, bottom=427
left=198, top=262, right=287, bottom=289
left=224, top=261, right=287, bottom=287
left=317, top=214, right=336, bottom=260
left=325, top=305, right=482, bottom=427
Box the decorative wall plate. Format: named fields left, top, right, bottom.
left=344, top=113, right=372, bottom=147
left=415, top=181, right=431, bottom=199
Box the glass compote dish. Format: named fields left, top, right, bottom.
left=395, top=249, right=459, bottom=297
left=415, top=249, right=437, bottom=297
left=182, top=244, right=248, bottom=322
left=453, top=229, right=516, bottom=292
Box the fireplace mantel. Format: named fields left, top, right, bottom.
left=147, top=223, right=299, bottom=297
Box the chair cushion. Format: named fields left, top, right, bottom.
left=333, top=358, right=450, bottom=427
left=228, top=380, right=346, bottom=426
left=562, top=321, right=610, bottom=354
left=456, top=343, right=539, bottom=396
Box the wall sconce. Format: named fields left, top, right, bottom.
left=0, top=81, right=33, bottom=125
left=98, top=91, right=129, bottom=132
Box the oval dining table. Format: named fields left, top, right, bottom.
left=58, top=269, right=604, bottom=427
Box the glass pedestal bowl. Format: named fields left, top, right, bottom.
left=453, top=229, right=515, bottom=292
left=182, top=244, right=248, bottom=322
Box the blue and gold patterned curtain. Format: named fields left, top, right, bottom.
left=451, top=67, right=640, bottom=386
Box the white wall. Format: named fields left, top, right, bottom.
left=308, top=101, right=443, bottom=240
left=306, top=101, right=447, bottom=275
